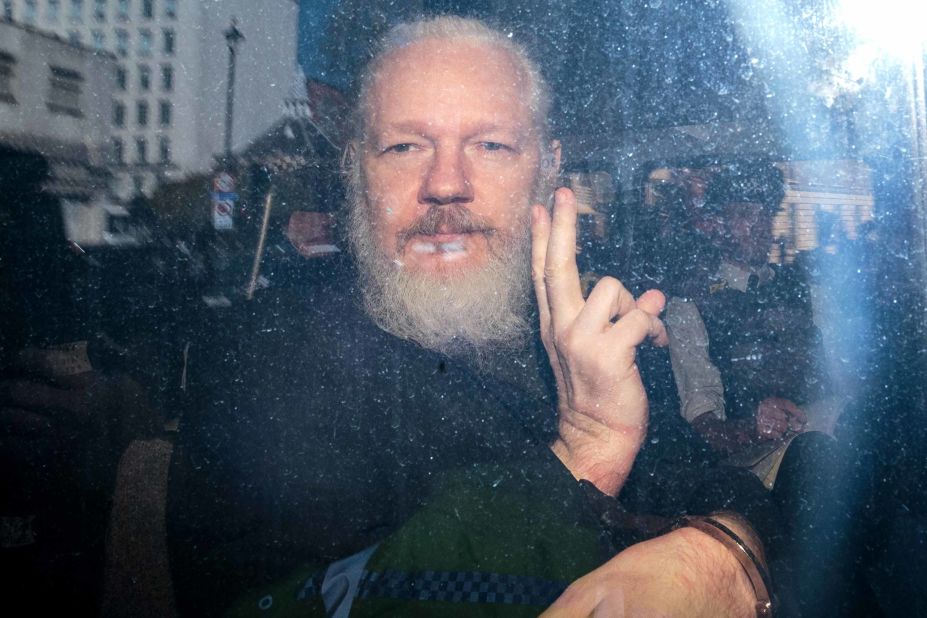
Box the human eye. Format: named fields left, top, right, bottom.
left=381, top=143, right=418, bottom=155
left=479, top=141, right=514, bottom=153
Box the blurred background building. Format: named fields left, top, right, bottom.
left=3, top=0, right=298, bottom=202
left=0, top=19, right=120, bottom=245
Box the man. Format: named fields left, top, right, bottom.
left=662, top=166, right=855, bottom=615
left=664, top=165, right=826, bottom=454
left=169, top=17, right=777, bottom=616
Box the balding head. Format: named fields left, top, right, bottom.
left=353, top=16, right=552, bottom=150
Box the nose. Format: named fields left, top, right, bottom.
left=419, top=145, right=473, bottom=206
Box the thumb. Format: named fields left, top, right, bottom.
left=635, top=289, right=668, bottom=347
left=637, top=289, right=666, bottom=317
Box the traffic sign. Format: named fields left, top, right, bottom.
left=212, top=199, right=234, bottom=230
left=211, top=191, right=240, bottom=202
left=213, top=172, right=236, bottom=193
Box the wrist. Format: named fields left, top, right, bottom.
left=704, top=511, right=767, bottom=565
left=671, top=513, right=773, bottom=616
left=551, top=415, right=645, bottom=496
left=593, top=526, right=759, bottom=617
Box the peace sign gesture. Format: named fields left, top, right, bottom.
left=531, top=188, right=667, bottom=496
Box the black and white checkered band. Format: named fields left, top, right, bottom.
left=298, top=569, right=568, bottom=606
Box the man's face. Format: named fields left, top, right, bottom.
left=360, top=39, right=547, bottom=278
left=719, top=201, right=775, bottom=266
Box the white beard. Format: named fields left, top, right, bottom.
left=346, top=169, right=534, bottom=359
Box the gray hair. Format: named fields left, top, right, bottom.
left=352, top=15, right=552, bottom=147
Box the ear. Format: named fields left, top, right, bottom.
left=544, top=139, right=562, bottom=175
left=341, top=140, right=359, bottom=172
left=539, top=140, right=562, bottom=201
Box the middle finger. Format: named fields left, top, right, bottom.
left=544, top=188, right=586, bottom=330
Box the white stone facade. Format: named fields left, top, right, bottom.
left=4, top=0, right=298, bottom=199
left=0, top=19, right=114, bottom=165
left=0, top=19, right=120, bottom=244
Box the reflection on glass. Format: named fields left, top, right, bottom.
left=2, top=2, right=927, bottom=616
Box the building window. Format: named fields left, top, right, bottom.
left=113, top=100, right=126, bottom=127
left=116, top=29, right=128, bottom=57
left=135, top=136, right=147, bottom=164
left=138, top=64, right=150, bottom=90
left=47, top=65, right=83, bottom=117
left=0, top=52, right=16, bottom=104
left=94, top=0, right=105, bottom=21
left=162, top=28, right=175, bottom=55
left=164, top=0, right=176, bottom=19
left=158, top=100, right=171, bottom=126
left=67, top=30, right=82, bottom=44
left=113, top=137, right=124, bottom=164
left=23, top=0, right=37, bottom=24
left=47, top=0, right=61, bottom=23
left=69, top=0, right=83, bottom=22
left=115, top=65, right=126, bottom=90
left=139, top=29, right=152, bottom=56
left=142, top=0, right=153, bottom=19
left=160, top=64, right=173, bottom=91
left=159, top=136, right=171, bottom=164
left=91, top=29, right=104, bottom=50
left=3, top=0, right=13, bottom=21
left=117, top=0, right=129, bottom=21
left=136, top=100, right=148, bottom=127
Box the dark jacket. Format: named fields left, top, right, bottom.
left=695, top=264, right=827, bottom=420
left=167, top=278, right=778, bottom=615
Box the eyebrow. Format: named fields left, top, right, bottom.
left=375, top=121, right=530, bottom=141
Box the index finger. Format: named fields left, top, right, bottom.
left=543, top=188, right=586, bottom=328
left=531, top=204, right=553, bottom=334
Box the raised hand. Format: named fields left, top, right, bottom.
left=531, top=188, right=667, bottom=495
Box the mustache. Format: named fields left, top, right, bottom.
left=397, top=204, right=495, bottom=249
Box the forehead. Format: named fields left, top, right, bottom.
left=365, top=39, right=534, bottom=135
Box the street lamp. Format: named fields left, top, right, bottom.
left=223, top=17, right=245, bottom=160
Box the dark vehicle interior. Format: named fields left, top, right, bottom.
left=2, top=0, right=927, bottom=616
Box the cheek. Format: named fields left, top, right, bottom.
left=370, top=192, right=406, bottom=222
left=499, top=199, right=531, bottom=227
left=364, top=163, right=421, bottom=221
left=495, top=180, right=537, bottom=225
left=366, top=192, right=416, bottom=255
left=477, top=163, right=538, bottom=202
left=494, top=165, right=536, bottom=191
